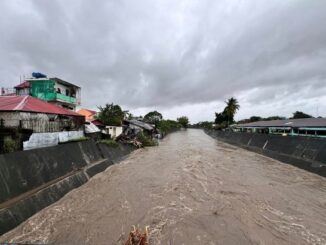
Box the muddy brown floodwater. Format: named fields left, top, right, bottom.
left=1, top=129, right=326, bottom=245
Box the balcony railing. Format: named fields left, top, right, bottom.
left=55, top=93, right=76, bottom=104
left=33, top=92, right=77, bottom=104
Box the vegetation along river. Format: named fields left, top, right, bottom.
left=1, top=129, right=326, bottom=244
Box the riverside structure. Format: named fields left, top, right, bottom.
left=233, top=117, right=326, bottom=138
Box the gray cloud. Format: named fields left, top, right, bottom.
left=0, top=0, right=326, bottom=121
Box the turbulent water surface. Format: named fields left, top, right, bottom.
left=1, top=129, right=326, bottom=244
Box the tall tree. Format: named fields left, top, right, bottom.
left=144, top=111, right=163, bottom=125
left=291, top=111, right=313, bottom=119
left=177, top=116, right=189, bottom=128
left=223, top=97, right=240, bottom=125
left=97, top=103, right=124, bottom=126
left=215, top=112, right=227, bottom=124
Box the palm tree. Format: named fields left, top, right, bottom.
left=224, top=97, right=240, bottom=126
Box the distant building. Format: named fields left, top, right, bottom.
left=77, top=108, right=105, bottom=129
left=121, top=119, right=154, bottom=139
left=14, top=76, right=81, bottom=111
left=0, top=95, right=85, bottom=151
left=0, top=87, right=15, bottom=96
left=124, top=119, right=154, bottom=131
left=233, top=118, right=326, bottom=138
left=77, top=108, right=98, bottom=121
left=77, top=108, right=105, bottom=140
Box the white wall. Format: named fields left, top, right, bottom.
left=105, top=126, right=123, bottom=138
left=16, top=88, right=30, bottom=96
left=58, top=131, right=84, bottom=142
left=23, top=130, right=84, bottom=150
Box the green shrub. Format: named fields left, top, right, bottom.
left=3, top=137, right=19, bottom=153
left=137, top=133, right=158, bottom=147
left=98, top=139, right=119, bottom=147
left=157, top=119, right=181, bottom=135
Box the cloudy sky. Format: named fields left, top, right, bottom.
left=1, top=0, right=326, bottom=123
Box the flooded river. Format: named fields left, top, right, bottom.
left=1, top=129, right=326, bottom=244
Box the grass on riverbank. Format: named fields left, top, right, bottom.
left=97, top=139, right=119, bottom=147
left=137, top=133, right=158, bottom=147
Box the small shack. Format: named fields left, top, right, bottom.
left=104, top=125, right=123, bottom=139
left=121, top=119, right=154, bottom=138
left=0, top=95, right=85, bottom=151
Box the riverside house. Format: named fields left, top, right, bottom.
left=13, top=74, right=81, bottom=111
left=0, top=95, right=85, bottom=152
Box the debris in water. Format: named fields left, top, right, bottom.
left=124, top=225, right=149, bottom=245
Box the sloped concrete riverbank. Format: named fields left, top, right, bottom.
left=205, top=129, right=326, bottom=177
left=1, top=129, right=326, bottom=244
left=0, top=140, right=136, bottom=235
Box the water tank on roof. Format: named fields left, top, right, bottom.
left=32, top=72, right=47, bottom=78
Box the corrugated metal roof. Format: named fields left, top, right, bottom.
left=0, top=95, right=83, bottom=117
left=236, top=118, right=326, bottom=128
left=125, top=119, right=154, bottom=131
left=85, top=122, right=100, bottom=133
left=14, top=81, right=30, bottom=89
left=91, top=119, right=104, bottom=126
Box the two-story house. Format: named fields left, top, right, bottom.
left=15, top=76, right=81, bottom=111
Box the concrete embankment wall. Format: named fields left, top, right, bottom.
left=0, top=140, right=136, bottom=235
left=205, top=130, right=326, bottom=177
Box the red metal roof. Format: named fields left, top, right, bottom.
left=91, top=119, right=104, bottom=126
left=0, top=96, right=83, bottom=117
left=14, top=81, right=30, bottom=89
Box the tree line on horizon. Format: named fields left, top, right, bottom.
left=237, top=111, right=315, bottom=124
left=95, top=103, right=190, bottom=135
left=192, top=97, right=318, bottom=129
left=94, top=101, right=317, bottom=131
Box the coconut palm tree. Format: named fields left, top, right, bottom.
left=223, top=97, right=240, bottom=126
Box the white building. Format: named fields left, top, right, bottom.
left=105, top=126, right=123, bottom=139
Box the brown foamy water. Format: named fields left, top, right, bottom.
left=1, top=129, right=326, bottom=244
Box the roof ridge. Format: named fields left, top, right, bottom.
left=13, top=96, right=28, bottom=110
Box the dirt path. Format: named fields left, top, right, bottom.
left=1, top=129, right=326, bottom=244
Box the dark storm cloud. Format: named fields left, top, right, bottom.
left=0, top=0, right=326, bottom=114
